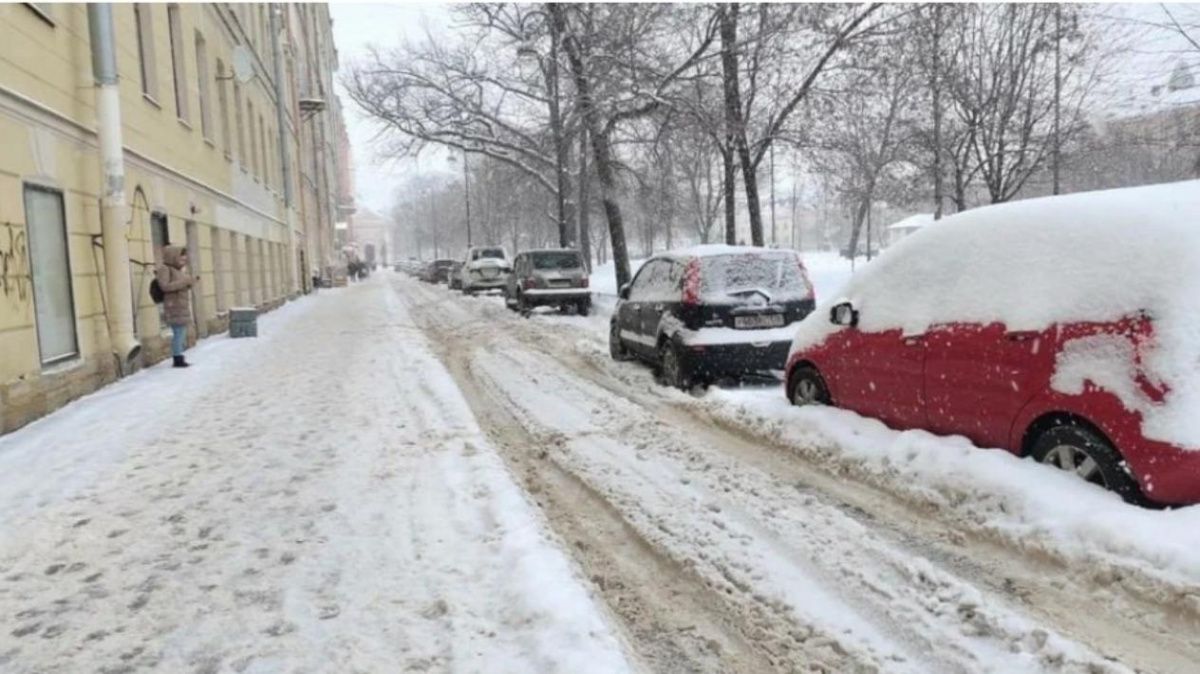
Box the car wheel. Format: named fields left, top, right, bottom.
left=1030, top=423, right=1145, bottom=504
left=577, top=300, right=591, bottom=317
left=609, top=322, right=632, bottom=361
left=788, top=366, right=831, bottom=406
left=517, top=292, right=531, bottom=317
left=658, top=341, right=690, bottom=390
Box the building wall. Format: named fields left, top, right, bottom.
left=0, top=3, right=345, bottom=434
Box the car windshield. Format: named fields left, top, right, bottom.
left=699, top=253, right=809, bottom=301
left=473, top=248, right=505, bottom=260
left=531, top=252, right=582, bottom=270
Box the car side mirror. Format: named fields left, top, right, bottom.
left=830, top=302, right=859, bottom=328
left=619, top=283, right=631, bottom=300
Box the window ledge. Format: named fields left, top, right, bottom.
left=177, top=118, right=193, bottom=131
left=142, top=94, right=162, bottom=109
left=204, top=137, right=216, bottom=148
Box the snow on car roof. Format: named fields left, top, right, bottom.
left=657, top=244, right=796, bottom=260
left=791, top=179, right=1200, bottom=449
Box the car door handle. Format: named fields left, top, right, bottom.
left=1005, top=331, right=1038, bottom=342
left=903, top=336, right=924, bottom=346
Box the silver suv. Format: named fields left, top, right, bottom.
left=459, top=246, right=511, bottom=294
left=505, top=249, right=591, bottom=316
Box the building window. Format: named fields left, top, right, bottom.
left=233, top=80, right=246, bottom=166
left=216, top=59, right=231, bottom=157
left=195, top=31, right=212, bottom=140
left=260, top=115, right=269, bottom=188
left=23, top=185, right=78, bottom=365
left=167, top=4, right=189, bottom=123
left=248, top=100, right=258, bottom=178
left=134, top=4, right=158, bottom=100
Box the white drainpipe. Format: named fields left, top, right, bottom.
left=87, top=4, right=142, bottom=369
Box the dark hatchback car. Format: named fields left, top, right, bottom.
left=610, top=245, right=816, bottom=388
left=421, top=259, right=456, bottom=284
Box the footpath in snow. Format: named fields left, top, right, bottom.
left=0, top=277, right=632, bottom=674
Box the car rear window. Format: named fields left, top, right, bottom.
left=473, top=248, right=505, bottom=260
left=531, top=252, right=582, bottom=270
left=699, top=253, right=810, bottom=301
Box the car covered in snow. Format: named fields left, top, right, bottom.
left=459, top=246, right=512, bottom=294
left=505, top=249, right=591, bottom=316
left=610, top=245, right=816, bottom=388
left=785, top=180, right=1200, bottom=506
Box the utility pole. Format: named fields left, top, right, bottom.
left=769, top=143, right=776, bottom=246
left=931, top=4, right=944, bottom=219
left=87, top=4, right=141, bottom=370
left=425, top=189, right=439, bottom=259
left=1053, top=4, right=1062, bottom=195
left=462, top=150, right=472, bottom=247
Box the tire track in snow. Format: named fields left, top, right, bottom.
left=399, top=274, right=1183, bottom=674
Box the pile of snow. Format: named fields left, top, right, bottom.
left=686, top=388, right=1200, bottom=603
left=792, top=180, right=1200, bottom=448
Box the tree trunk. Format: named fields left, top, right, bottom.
left=547, top=10, right=572, bottom=246
left=578, top=124, right=592, bottom=270
left=553, top=4, right=632, bottom=287
left=719, top=5, right=742, bottom=245
left=722, top=147, right=736, bottom=244
left=736, top=143, right=764, bottom=246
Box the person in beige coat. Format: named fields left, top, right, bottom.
left=156, top=245, right=198, bottom=368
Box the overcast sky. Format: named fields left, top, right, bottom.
left=330, top=3, right=454, bottom=216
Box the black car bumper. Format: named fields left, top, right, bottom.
left=680, top=339, right=790, bottom=378
left=522, top=289, right=591, bottom=307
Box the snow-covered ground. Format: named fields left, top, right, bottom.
left=418, top=274, right=1200, bottom=672
left=3, top=270, right=1197, bottom=673
left=0, top=279, right=632, bottom=673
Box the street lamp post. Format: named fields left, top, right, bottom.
left=449, top=150, right=472, bottom=248
left=425, top=188, right=439, bottom=259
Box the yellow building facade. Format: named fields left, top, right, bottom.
left=0, top=3, right=347, bottom=433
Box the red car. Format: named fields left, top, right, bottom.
left=785, top=181, right=1200, bottom=506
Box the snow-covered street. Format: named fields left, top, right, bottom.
left=2, top=272, right=1199, bottom=673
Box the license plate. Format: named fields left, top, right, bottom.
left=483, top=269, right=498, bottom=278
left=548, top=279, right=571, bottom=288
left=735, top=314, right=784, bottom=329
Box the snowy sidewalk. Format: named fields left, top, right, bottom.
left=0, top=277, right=632, bottom=673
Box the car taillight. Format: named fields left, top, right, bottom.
left=581, top=276, right=589, bottom=288
left=682, top=259, right=701, bottom=306
left=523, top=277, right=536, bottom=290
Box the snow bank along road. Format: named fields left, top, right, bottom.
left=1, top=273, right=1196, bottom=674
left=397, top=272, right=1200, bottom=674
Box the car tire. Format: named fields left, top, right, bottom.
left=517, top=292, right=531, bottom=317
left=788, top=366, right=831, bottom=406
left=657, top=341, right=690, bottom=390
left=1030, top=423, right=1146, bottom=505
left=577, top=300, right=591, bottom=317
left=609, top=321, right=632, bottom=361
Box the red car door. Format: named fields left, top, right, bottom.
left=924, top=322, right=1055, bottom=450
left=826, top=326, right=927, bottom=430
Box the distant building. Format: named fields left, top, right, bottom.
left=0, top=3, right=351, bottom=433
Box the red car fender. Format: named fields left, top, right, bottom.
left=1007, top=386, right=1142, bottom=461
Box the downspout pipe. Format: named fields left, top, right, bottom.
left=87, top=4, right=142, bottom=370
left=270, top=4, right=298, bottom=295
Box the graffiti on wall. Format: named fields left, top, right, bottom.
left=1, top=221, right=31, bottom=306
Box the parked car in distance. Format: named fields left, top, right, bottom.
left=785, top=180, right=1200, bottom=506
left=610, top=245, right=815, bottom=389
left=459, top=246, right=511, bottom=294
left=421, top=259, right=456, bottom=284
left=505, top=249, right=591, bottom=315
